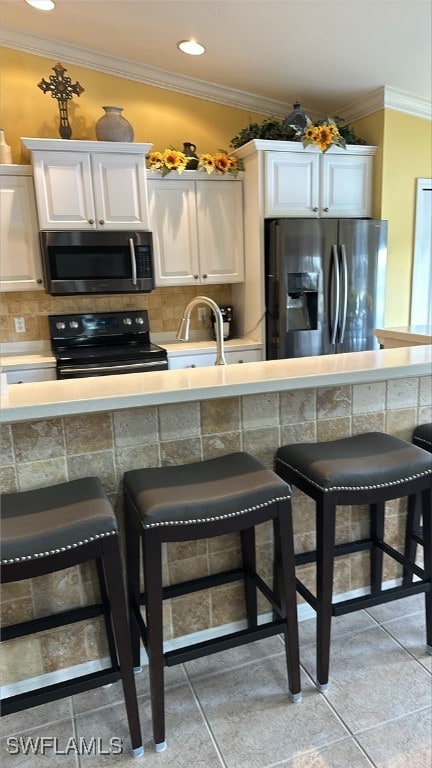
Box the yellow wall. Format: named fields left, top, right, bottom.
left=1, top=47, right=431, bottom=326
left=352, top=110, right=431, bottom=325
left=0, top=47, right=262, bottom=163
left=380, top=111, right=431, bottom=326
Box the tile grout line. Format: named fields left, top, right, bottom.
left=182, top=664, right=229, bottom=768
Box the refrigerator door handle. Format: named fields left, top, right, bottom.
left=329, top=244, right=339, bottom=344
left=338, top=244, right=348, bottom=343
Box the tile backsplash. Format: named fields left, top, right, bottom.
left=0, top=284, right=233, bottom=345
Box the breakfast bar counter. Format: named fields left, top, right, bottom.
left=1, top=345, right=431, bottom=424
left=1, top=345, right=431, bottom=691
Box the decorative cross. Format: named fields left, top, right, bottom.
left=38, top=62, right=84, bottom=139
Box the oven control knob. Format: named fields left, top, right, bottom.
left=123, top=318, right=132, bottom=326
left=56, top=321, right=66, bottom=330
left=69, top=321, right=79, bottom=329
left=135, top=317, right=144, bottom=325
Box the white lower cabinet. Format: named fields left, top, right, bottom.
left=148, top=174, right=244, bottom=286
left=6, top=367, right=56, bottom=384
left=168, top=348, right=262, bottom=369
left=0, top=165, right=44, bottom=291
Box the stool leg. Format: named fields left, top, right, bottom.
left=316, top=496, right=336, bottom=692
left=240, top=527, right=258, bottom=627
left=101, top=535, right=144, bottom=757
left=370, top=502, right=385, bottom=594
left=403, top=493, right=422, bottom=585
left=421, top=487, right=432, bottom=652
left=142, top=532, right=167, bottom=752
left=275, top=501, right=301, bottom=701
left=95, top=557, right=119, bottom=668
left=125, top=509, right=142, bottom=671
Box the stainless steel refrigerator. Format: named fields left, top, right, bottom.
left=265, top=218, right=387, bottom=359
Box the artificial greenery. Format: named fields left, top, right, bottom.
left=230, top=115, right=366, bottom=150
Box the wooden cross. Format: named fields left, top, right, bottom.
left=38, top=62, right=84, bottom=139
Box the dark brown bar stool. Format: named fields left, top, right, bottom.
left=0, top=477, right=144, bottom=757
left=123, top=451, right=301, bottom=752
left=275, top=431, right=432, bottom=692
left=403, top=423, right=432, bottom=582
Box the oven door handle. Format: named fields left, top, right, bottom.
left=59, top=361, right=166, bottom=375
left=129, top=238, right=137, bottom=286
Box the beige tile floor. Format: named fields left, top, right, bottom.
left=1, top=594, right=431, bottom=767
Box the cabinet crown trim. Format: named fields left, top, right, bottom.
left=235, top=139, right=377, bottom=159
left=21, top=138, right=153, bottom=154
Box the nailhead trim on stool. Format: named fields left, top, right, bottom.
left=123, top=451, right=301, bottom=752
left=0, top=477, right=144, bottom=757
left=275, top=431, right=432, bottom=693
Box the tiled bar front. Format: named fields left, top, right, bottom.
left=1, top=375, right=431, bottom=687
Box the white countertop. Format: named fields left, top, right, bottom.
left=0, top=337, right=260, bottom=370
left=374, top=326, right=432, bottom=344
left=1, top=345, right=431, bottom=424
left=160, top=337, right=261, bottom=357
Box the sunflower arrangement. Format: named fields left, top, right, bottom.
left=147, top=148, right=189, bottom=176
left=301, top=119, right=346, bottom=153
left=198, top=150, right=244, bottom=177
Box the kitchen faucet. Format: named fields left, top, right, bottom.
left=176, top=296, right=227, bottom=365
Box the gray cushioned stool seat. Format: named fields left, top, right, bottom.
left=1, top=477, right=143, bottom=757
left=275, top=431, right=432, bottom=494
left=413, top=423, right=432, bottom=452
left=1, top=477, right=117, bottom=564
left=124, top=452, right=301, bottom=752
left=275, top=431, right=432, bottom=692
left=124, top=451, right=291, bottom=527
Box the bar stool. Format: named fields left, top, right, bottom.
left=123, top=452, right=301, bottom=752
left=0, top=477, right=144, bottom=757
left=403, top=423, right=432, bottom=582
left=275, top=431, right=432, bottom=692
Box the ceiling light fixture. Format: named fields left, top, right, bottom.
left=25, top=0, right=56, bottom=10
left=177, top=39, right=206, bottom=56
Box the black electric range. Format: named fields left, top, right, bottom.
left=49, top=310, right=168, bottom=379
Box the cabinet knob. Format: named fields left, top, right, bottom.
left=99, top=220, right=105, bottom=225
left=193, top=274, right=199, bottom=280
left=88, top=219, right=94, bottom=225
left=238, top=359, right=244, bottom=363
left=202, top=273, right=208, bottom=279
left=190, top=364, right=196, bottom=368
left=36, top=278, right=43, bottom=284
left=323, top=207, right=329, bottom=212
left=313, top=207, right=319, bottom=212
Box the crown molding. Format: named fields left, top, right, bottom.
left=0, top=26, right=289, bottom=117
left=2, top=27, right=430, bottom=122
left=338, top=86, right=432, bottom=123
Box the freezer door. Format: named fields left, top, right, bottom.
left=336, top=220, right=387, bottom=353
left=265, top=219, right=338, bottom=358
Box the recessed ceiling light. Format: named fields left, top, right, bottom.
left=25, top=0, right=56, bottom=10
left=177, top=39, right=206, bottom=56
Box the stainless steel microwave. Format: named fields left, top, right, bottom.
left=40, top=230, right=154, bottom=295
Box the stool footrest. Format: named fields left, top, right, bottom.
left=1, top=667, right=119, bottom=716
left=164, top=620, right=287, bottom=666
left=1, top=603, right=106, bottom=642
left=140, top=568, right=246, bottom=604
left=332, top=580, right=431, bottom=616
left=294, top=539, right=372, bottom=566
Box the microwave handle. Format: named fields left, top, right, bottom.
left=129, top=238, right=137, bottom=285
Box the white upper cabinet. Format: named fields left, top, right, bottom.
left=21, top=138, right=152, bottom=230
left=0, top=165, right=44, bottom=292
left=148, top=173, right=244, bottom=286
left=262, top=142, right=375, bottom=218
